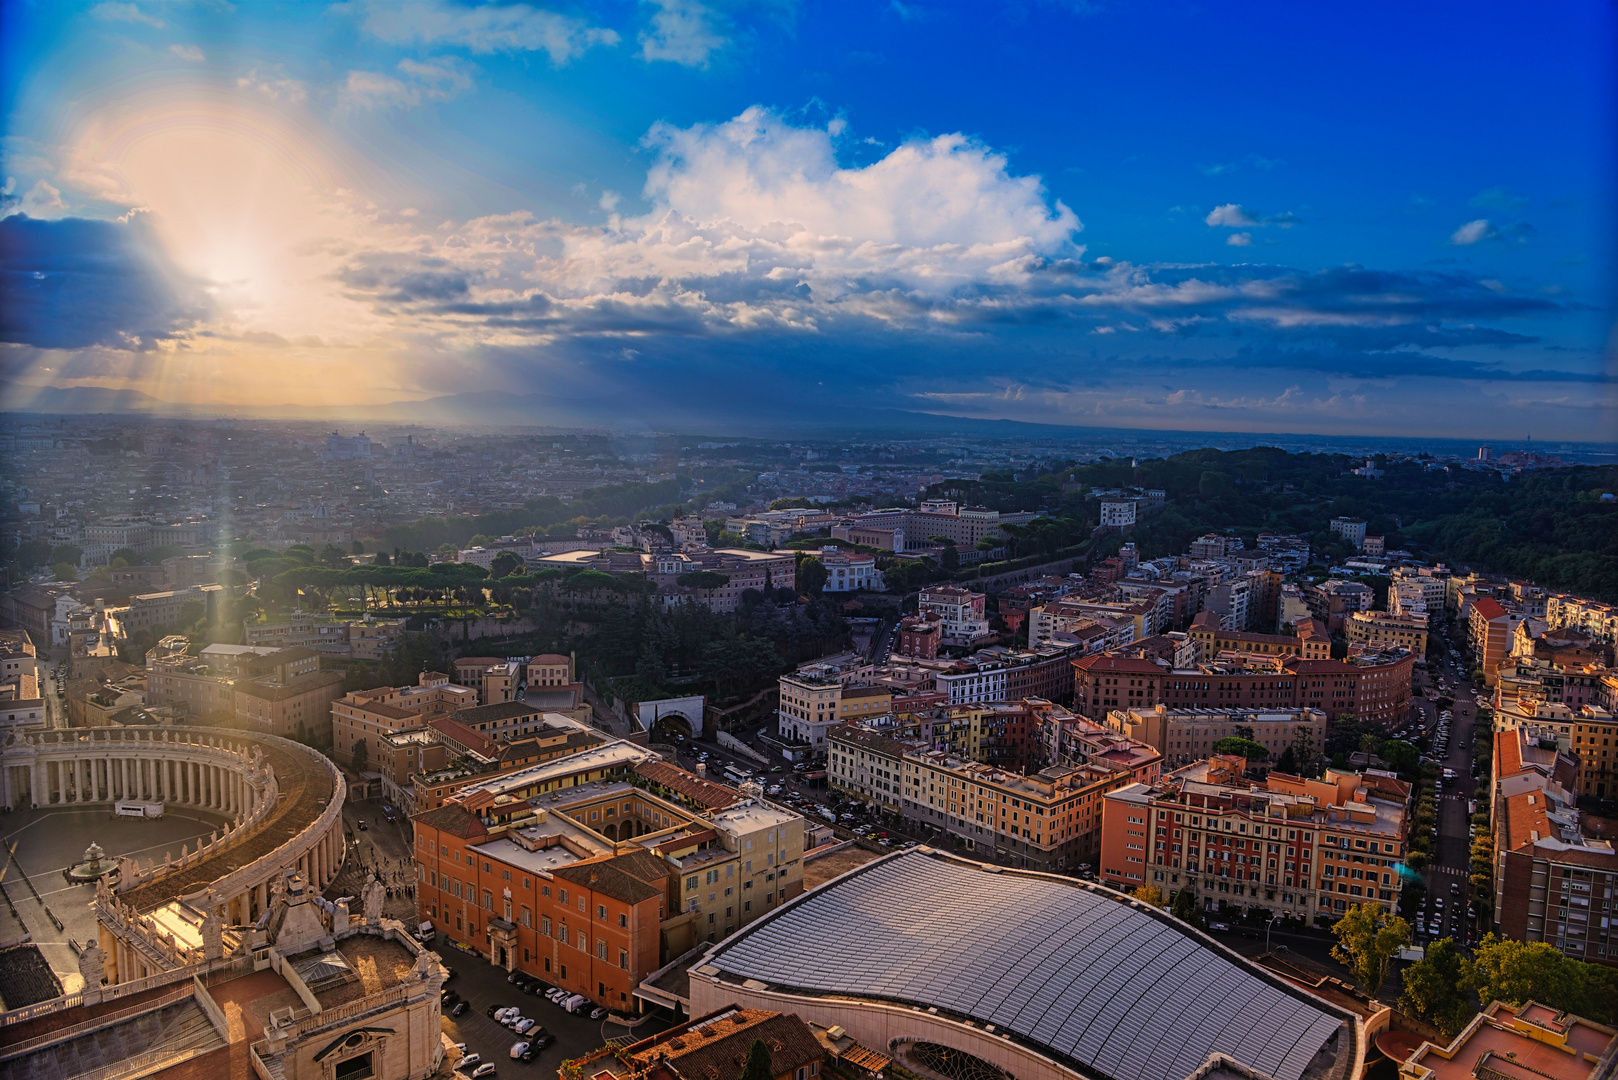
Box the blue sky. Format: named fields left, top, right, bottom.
left=1, top=0, right=1613, bottom=438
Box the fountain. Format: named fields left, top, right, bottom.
left=69, top=842, right=119, bottom=883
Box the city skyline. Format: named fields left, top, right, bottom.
left=2, top=1, right=1615, bottom=439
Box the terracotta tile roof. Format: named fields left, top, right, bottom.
left=553, top=854, right=665, bottom=905
left=637, top=1011, right=824, bottom=1080
left=413, top=802, right=487, bottom=839
left=1071, top=654, right=1165, bottom=675
left=634, top=761, right=741, bottom=810
left=428, top=716, right=499, bottom=755
left=1473, top=597, right=1509, bottom=621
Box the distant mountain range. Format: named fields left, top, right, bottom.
left=4, top=381, right=1615, bottom=460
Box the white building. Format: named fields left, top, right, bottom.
left=934, top=663, right=1009, bottom=705
left=917, top=586, right=992, bottom=647
left=820, top=546, right=884, bottom=592
left=1099, top=500, right=1137, bottom=528
left=1329, top=517, right=1368, bottom=549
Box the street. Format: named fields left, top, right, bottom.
left=433, top=944, right=673, bottom=1076
left=1393, top=625, right=1485, bottom=951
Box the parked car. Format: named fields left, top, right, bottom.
left=459, top=1055, right=483, bottom=1070
left=590, top=1007, right=607, bottom=1020
left=471, top=1064, right=497, bottom=1078
left=452, top=1001, right=469, bottom=1017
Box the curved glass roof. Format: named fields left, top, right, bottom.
left=707, top=853, right=1343, bottom=1080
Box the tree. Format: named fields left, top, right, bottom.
left=1212, top=736, right=1270, bottom=761
left=15, top=538, right=52, bottom=568
left=797, top=556, right=827, bottom=597
left=1398, top=938, right=1477, bottom=1037
left=350, top=738, right=370, bottom=774
left=51, top=562, right=78, bottom=581
left=1131, top=884, right=1166, bottom=907
left=1330, top=903, right=1411, bottom=999
left=1380, top=739, right=1421, bottom=776
left=351, top=540, right=365, bottom=555
left=740, top=1040, right=773, bottom=1080
left=1171, top=887, right=1204, bottom=929
left=319, top=543, right=350, bottom=568
left=1275, top=745, right=1300, bottom=774
left=50, top=543, right=83, bottom=567
left=490, top=551, right=525, bottom=579
left=1470, top=934, right=1618, bottom=1022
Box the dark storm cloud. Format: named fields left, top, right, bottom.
left=0, top=212, right=211, bottom=349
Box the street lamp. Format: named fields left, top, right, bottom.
left=1265, top=914, right=1279, bottom=954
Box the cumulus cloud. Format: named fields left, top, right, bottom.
left=1450, top=218, right=1496, bottom=245
left=1449, top=218, right=1535, bottom=245
left=237, top=68, right=308, bottom=103
left=337, top=0, right=619, bottom=63
left=640, top=0, right=729, bottom=66
left=1206, top=203, right=1299, bottom=229
left=343, top=57, right=474, bottom=109
left=2, top=179, right=69, bottom=219
left=169, top=44, right=206, bottom=62
left=1206, top=204, right=1257, bottom=227
left=311, top=106, right=1568, bottom=379
left=90, top=2, right=164, bottom=28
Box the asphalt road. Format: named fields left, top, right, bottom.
left=434, top=944, right=672, bottom=1078
left=1404, top=631, right=1486, bottom=949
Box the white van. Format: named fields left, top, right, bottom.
left=563, top=994, right=587, bottom=1013
left=417, top=920, right=435, bottom=942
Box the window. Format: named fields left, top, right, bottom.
left=597, top=904, right=607, bottom=919
left=335, top=1053, right=374, bottom=1080
left=619, top=912, right=628, bottom=928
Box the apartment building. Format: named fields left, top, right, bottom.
left=775, top=668, right=892, bottom=749
left=1492, top=698, right=1618, bottom=800
left=453, top=656, right=519, bottom=704
left=331, top=672, right=480, bottom=767
left=1344, top=610, right=1429, bottom=656
left=1491, top=725, right=1617, bottom=964
left=1471, top=597, right=1517, bottom=687
left=1307, top=579, right=1375, bottom=633
left=828, top=715, right=1161, bottom=872
left=1101, top=758, right=1411, bottom=924
left=895, top=613, right=942, bottom=660
left=232, top=662, right=345, bottom=742
left=527, top=653, right=574, bottom=687
left=1073, top=649, right=1414, bottom=727
left=1547, top=593, right=1618, bottom=646
left=1106, top=705, right=1328, bottom=768
left=1329, top=517, right=1368, bottom=549
left=1188, top=612, right=1331, bottom=661
left=1027, top=601, right=1137, bottom=651
left=917, top=586, right=991, bottom=647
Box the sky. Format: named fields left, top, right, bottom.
left=1, top=0, right=1614, bottom=439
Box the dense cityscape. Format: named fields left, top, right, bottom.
left=3, top=4, right=1616, bottom=1080
left=1, top=414, right=1616, bottom=1080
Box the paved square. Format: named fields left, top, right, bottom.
left=1, top=805, right=234, bottom=992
